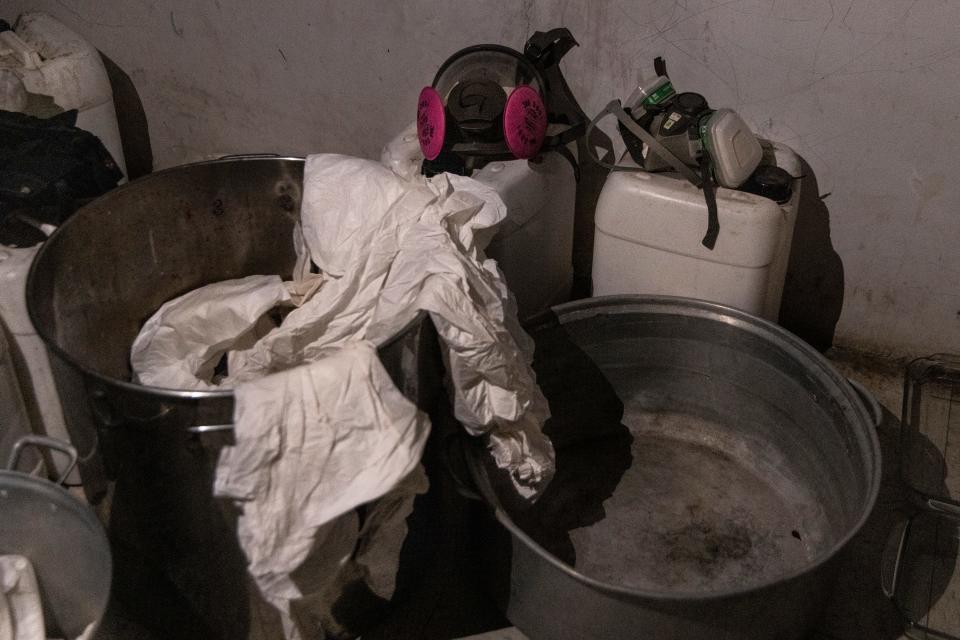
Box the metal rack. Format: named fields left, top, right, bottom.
left=883, top=354, right=960, bottom=640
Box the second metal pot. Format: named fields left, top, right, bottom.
left=0, top=436, right=111, bottom=639
left=464, top=296, right=881, bottom=640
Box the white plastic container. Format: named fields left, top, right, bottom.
left=0, top=13, right=126, bottom=482
left=0, top=245, right=74, bottom=477
left=383, top=124, right=576, bottom=321
left=592, top=142, right=801, bottom=321
left=0, top=318, right=35, bottom=468
left=0, top=12, right=127, bottom=177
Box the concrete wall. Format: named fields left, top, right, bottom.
left=7, top=0, right=959, bottom=357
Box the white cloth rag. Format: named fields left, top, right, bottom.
left=0, top=555, right=43, bottom=640
left=130, top=275, right=293, bottom=389
left=0, top=555, right=97, bottom=640
left=213, top=342, right=430, bottom=632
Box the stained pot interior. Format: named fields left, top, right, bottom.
left=504, top=301, right=875, bottom=595
left=28, top=158, right=303, bottom=383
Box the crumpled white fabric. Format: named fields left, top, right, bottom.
left=0, top=555, right=43, bottom=640
left=226, top=155, right=553, bottom=495
left=221, top=156, right=439, bottom=380
left=214, top=342, right=430, bottom=636
left=130, top=275, right=292, bottom=390
left=0, top=555, right=100, bottom=640
left=364, top=173, right=552, bottom=496
left=130, top=152, right=555, bottom=637
left=284, top=465, right=428, bottom=638
left=130, top=273, right=328, bottom=391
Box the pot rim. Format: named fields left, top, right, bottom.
left=0, top=469, right=109, bottom=539
left=25, top=155, right=426, bottom=401
left=478, top=294, right=883, bottom=603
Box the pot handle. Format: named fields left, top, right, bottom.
left=6, top=435, right=78, bottom=485
left=880, top=516, right=909, bottom=599
left=89, top=388, right=174, bottom=428
left=185, top=424, right=234, bottom=434
left=847, top=378, right=883, bottom=429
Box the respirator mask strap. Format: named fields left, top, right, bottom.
left=587, top=101, right=721, bottom=249
left=698, top=150, right=720, bottom=250
left=586, top=100, right=702, bottom=185
left=525, top=28, right=588, bottom=181
left=540, top=123, right=585, bottom=181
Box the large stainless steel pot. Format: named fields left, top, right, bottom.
left=464, top=296, right=881, bottom=640
left=25, top=156, right=444, bottom=639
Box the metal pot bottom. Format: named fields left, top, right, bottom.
left=547, top=409, right=828, bottom=595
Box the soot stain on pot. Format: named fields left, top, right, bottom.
left=276, top=193, right=296, bottom=212
left=661, top=519, right=753, bottom=574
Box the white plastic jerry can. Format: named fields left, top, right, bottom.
left=592, top=142, right=801, bottom=321
left=0, top=244, right=76, bottom=479
left=383, top=124, right=576, bottom=321
left=0, top=12, right=127, bottom=177
left=0, top=12, right=128, bottom=482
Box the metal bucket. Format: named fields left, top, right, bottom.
left=25, top=156, right=443, bottom=639
left=464, top=295, right=881, bottom=640
left=0, top=436, right=111, bottom=639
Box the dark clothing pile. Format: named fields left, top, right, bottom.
left=0, top=108, right=122, bottom=246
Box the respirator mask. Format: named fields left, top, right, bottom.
left=588, top=58, right=765, bottom=249
left=418, top=28, right=587, bottom=178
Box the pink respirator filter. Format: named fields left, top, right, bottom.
left=417, top=86, right=446, bottom=161
left=503, top=85, right=547, bottom=159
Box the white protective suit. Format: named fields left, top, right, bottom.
left=130, top=154, right=554, bottom=638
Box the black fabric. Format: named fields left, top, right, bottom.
left=654, top=55, right=668, bottom=78
left=0, top=108, right=123, bottom=245
left=421, top=148, right=469, bottom=177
